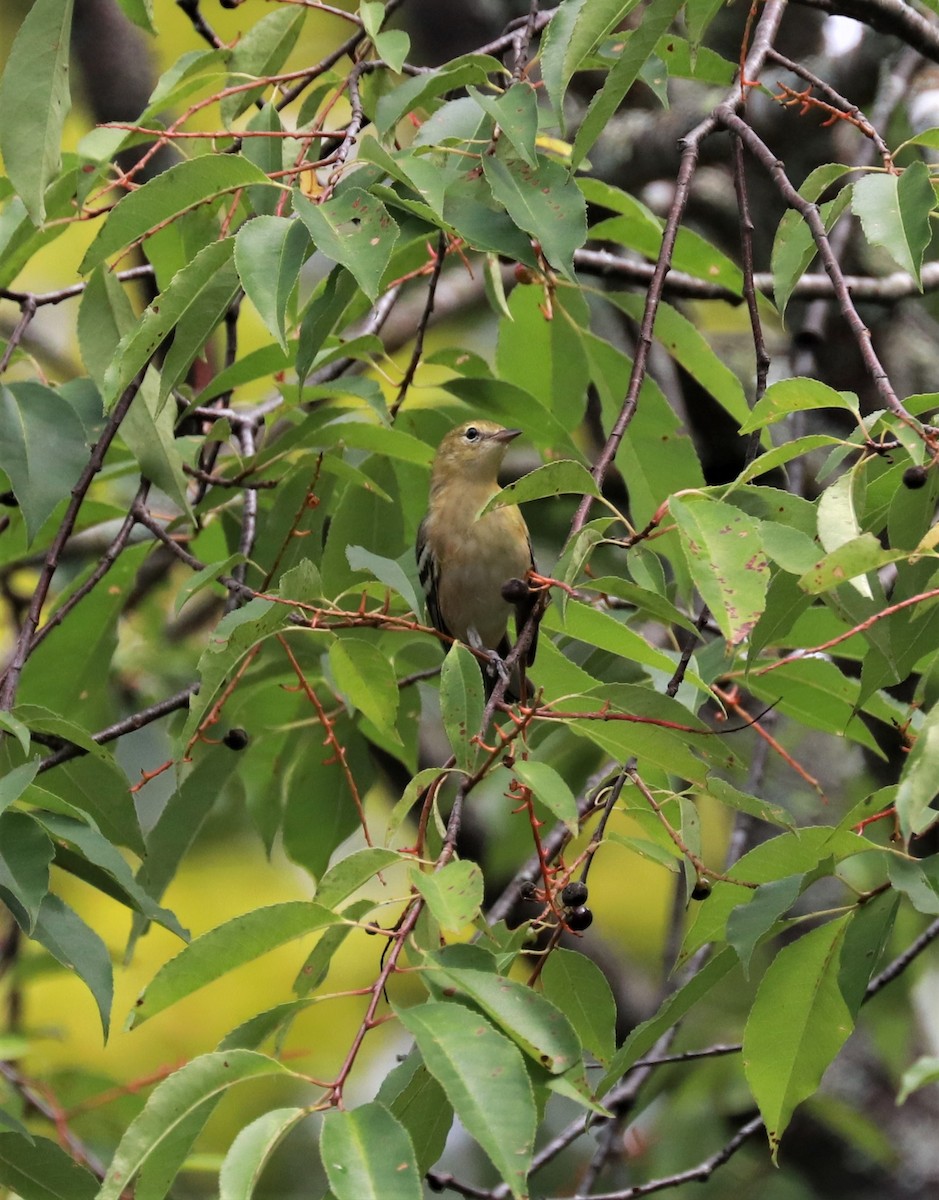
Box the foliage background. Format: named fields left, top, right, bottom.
left=3, top=0, right=939, bottom=1198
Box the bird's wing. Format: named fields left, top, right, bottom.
left=415, top=516, right=451, bottom=638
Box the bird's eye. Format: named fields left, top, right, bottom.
left=464, top=426, right=480, bottom=442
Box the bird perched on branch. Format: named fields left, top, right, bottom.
left=416, top=420, right=538, bottom=697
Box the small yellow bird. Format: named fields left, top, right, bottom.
left=416, top=420, right=537, bottom=694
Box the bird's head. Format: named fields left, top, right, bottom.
left=432, top=420, right=521, bottom=484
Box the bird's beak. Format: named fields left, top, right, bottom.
left=490, top=428, right=522, bottom=444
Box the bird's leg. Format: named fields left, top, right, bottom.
left=467, top=626, right=510, bottom=687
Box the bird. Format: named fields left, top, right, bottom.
left=416, top=420, right=538, bottom=697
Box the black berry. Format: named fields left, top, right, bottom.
left=567, top=906, right=593, bottom=931
left=903, top=465, right=928, bottom=489
left=691, top=879, right=712, bottom=901
left=560, top=880, right=588, bottom=908
left=223, top=727, right=249, bottom=750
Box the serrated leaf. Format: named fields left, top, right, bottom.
left=513, top=759, right=579, bottom=832
left=468, top=83, right=539, bottom=167
left=853, top=161, right=934, bottom=286
left=482, top=145, right=586, bottom=278
left=0, top=811, right=53, bottom=933
left=374, top=55, right=508, bottom=134
left=743, top=913, right=855, bottom=1160
left=571, top=0, right=683, bottom=169
left=897, top=701, right=939, bottom=837
left=129, top=902, right=339, bottom=1026
left=670, top=494, right=770, bottom=645
left=102, top=238, right=240, bottom=410
left=329, top=637, right=400, bottom=739
left=410, top=860, right=483, bottom=932
left=0, top=759, right=40, bottom=815
left=0, top=383, right=90, bottom=544
left=315, top=847, right=401, bottom=910
left=740, top=377, right=859, bottom=434
left=221, top=6, right=306, bottom=124
left=0, top=1132, right=97, bottom=1200
left=293, top=188, right=399, bottom=300
left=81, top=157, right=274, bottom=272
left=235, top=216, right=310, bottom=350
left=541, top=948, right=616, bottom=1065
left=428, top=961, right=581, bottom=1074
left=219, top=1108, right=309, bottom=1200
left=439, top=642, right=484, bottom=771
left=97, top=1052, right=296, bottom=1200
left=480, top=459, right=599, bottom=515
left=320, top=1102, right=421, bottom=1200
left=31, top=893, right=113, bottom=1039
left=396, top=1002, right=535, bottom=1199
left=541, top=0, right=640, bottom=126
left=0, top=0, right=75, bottom=223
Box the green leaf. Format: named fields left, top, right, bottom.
left=743, top=913, right=855, bottom=1159
left=541, top=948, right=616, bottom=1065
left=608, top=293, right=750, bottom=426
left=897, top=701, right=939, bottom=837
left=320, top=1102, right=422, bottom=1200
left=347, top=545, right=422, bottom=616
left=798, top=533, right=907, bottom=596
left=31, top=893, right=113, bottom=1039
left=219, top=1108, right=309, bottom=1200
left=329, top=637, right=401, bottom=739
left=77, top=264, right=136, bottom=389
left=669, top=494, right=770, bottom=645
left=129, top=902, right=339, bottom=1027
left=888, top=855, right=939, bottom=915
left=428, top=961, right=581, bottom=1074
left=480, top=460, right=599, bottom=515
left=0, top=1132, right=97, bottom=1200
left=439, top=642, right=485, bottom=771
left=770, top=167, right=853, bottom=316
left=468, top=83, right=539, bottom=167
left=220, top=5, right=307, bottom=124
left=374, top=55, right=508, bottom=134
left=0, top=383, right=90, bottom=545
left=853, top=160, right=934, bottom=286
left=410, top=860, right=483, bottom=933
left=315, top=847, right=402, bottom=910
left=294, top=898, right=373, bottom=994
left=726, top=875, right=803, bottom=976
left=513, top=759, right=579, bottom=832
left=396, top=1002, right=535, bottom=1199
left=102, top=238, right=240, bottom=410
left=540, top=0, right=640, bottom=126
left=360, top=2, right=411, bottom=73
left=600, top=946, right=738, bottom=1089
left=293, top=188, right=399, bottom=300
left=481, top=145, right=587, bottom=278
left=898, top=1056, right=939, bottom=1104
left=120, top=371, right=193, bottom=519
left=0, top=811, right=53, bottom=933
left=571, top=0, right=684, bottom=169
left=815, top=471, right=870, bottom=598
left=740, top=377, right=859, bottom=433
left=96, top=1052, right=296, bottom=1200
left=0, top=0, right=75, bottom=223
left=30, top=811, right=186, bottom=939
left=81, top=157, right=274, bottom=272
left=235, top=215, right=310, bottom=350
left=0, top=758, right=40, bottom=815
left=381, top=1059, right=453, bottom=1174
